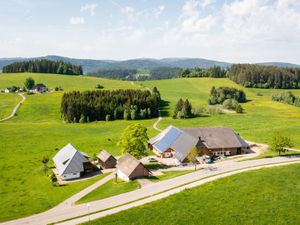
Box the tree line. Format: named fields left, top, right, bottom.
left=179, top=66, right=227, bottom=78
left=228, top=64, right=300, bottom=89
left=61, top=88, right=161, bottom=123
left=173, top=99, right=193, bottom=119
left=272, top=91, right=300, bottom=107
left=2, top=59, right=83, bottom=75
left=209, top=86, right=247, bottom=105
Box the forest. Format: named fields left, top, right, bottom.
left=87, top=69, right=138, bottom=80
left=61, top=88, right=161, bottom=123
left=2, top=59, right=83, bottom=75
left=228, top=64, right=300, bottom=89
left=208, top=86, right=247, bottom=105
left=179, top=66, right=227, bottom=78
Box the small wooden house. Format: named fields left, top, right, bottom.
left=116, top=153, right=150, bottom=181
left=97, top=150, right=117, bottom=169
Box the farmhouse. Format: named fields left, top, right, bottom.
left=182, top=127, right=250, bottom=157
left=4, top=88, right=12, bottom=93
left=53, top=143, right=93, bottom=180
left=116, top=153, right=150, bottom=181
left=97, top=150, right=117, bottom=169
left=148, top=126, right=250, bottom=163
left=148, top=126, right=198, bottom=163
left=32, top=83, right=47, bottom=93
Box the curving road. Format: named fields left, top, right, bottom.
left=0, top=93, right=26, bottom=122
left=2, top=154, right=300, bottom=225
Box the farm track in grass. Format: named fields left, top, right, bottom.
left=0, top=73, right=299, bottom=221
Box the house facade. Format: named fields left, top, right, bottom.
left=53, top=143, right=93, bottom=180
left=97, top=150, right=117, bottom=169
left=148, top=126, right=250, bottom=163
left=116, top=153, right=150, bottom=181
left=32, top=83, right=47, bottom=93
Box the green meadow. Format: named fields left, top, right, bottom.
left=0, top=73, right=299, bottom=221
left=0, top=93, right=21, bottom=119
left=84, top=163, right=300, bottom=225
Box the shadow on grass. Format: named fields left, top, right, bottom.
left=160, top=100, right=170, bottom=117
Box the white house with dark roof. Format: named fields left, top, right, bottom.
left=53, top=143, right=93, bottom=180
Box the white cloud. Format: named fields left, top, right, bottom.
left=121, top=6, right=138, bottom=22
left=69, top=17, right=85, bottom=25
left=153, top=5, right=165, bottom=18
left=80, top=3, right=97, bottom=16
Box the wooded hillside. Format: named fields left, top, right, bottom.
left=2, top=59, right=83, bottom=75
left=228, top=64, right=300, bottom=89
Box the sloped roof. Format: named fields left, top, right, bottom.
left=149, top=125, right=183, bottom=153
left=53, top=143, right=89, bottom=175
left=182, top=127, right=249, bottom=149
left=97, top=150, right=114, bottom=162
left=172, top=132, right=199, bottom=162
left=116, top=153, right=145, bottom=177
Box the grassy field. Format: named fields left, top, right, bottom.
left=83, top=163, right=300, bottom=225
left=77, top=179, right=140, bottom=204
left=0, top=73, right=299, bottom=221
left=0, top=93, right=21, bottom=119
left=149, top=170, right=194, bottom=182
left=0, top=73, right=156, bottom=222
left=140, top=78, right=300, bottom=149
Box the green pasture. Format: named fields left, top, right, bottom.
left=0, top=73, right=299, bottom=221
left=84, top=163, right=300, bottom=225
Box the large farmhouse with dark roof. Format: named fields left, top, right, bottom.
left=53, top=143, right=93, bottom=180
left=148, top=126, right=250, bottom=163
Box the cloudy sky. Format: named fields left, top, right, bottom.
left=1, top=0, right=300, bottom=63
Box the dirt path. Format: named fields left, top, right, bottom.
left=0, top=93, right=26, bottom=122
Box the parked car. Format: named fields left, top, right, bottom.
left=148, top=157, right=158, bottom=162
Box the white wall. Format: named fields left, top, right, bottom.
left=117, top=169, right=130, bottom=182
left=61, top=172, right=80, bottom=180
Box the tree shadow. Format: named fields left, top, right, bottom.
left=160, top=100, right=170, bottom=117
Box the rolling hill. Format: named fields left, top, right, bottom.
left=1, top=56, right=299, bottom=74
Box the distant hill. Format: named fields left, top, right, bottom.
left=258, top=62, right=300, bottom=68
left=0, top=55, right=299, bottom=74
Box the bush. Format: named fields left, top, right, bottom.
left=95, top=84, right=104, bottom=89
left=105, top=114, right=111, bottom=121
left=209, top=86, right=246, bottom=105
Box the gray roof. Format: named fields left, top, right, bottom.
left=182, top=127, right=249, bottom=149
left=149, top=125, right=183, bottom=153
left=53, top=143, right=89, bottom=175
left=116, top=153, right=145, bottom=177
left=97, top=150, right=114, bottom=162
left=149, top=125, right=198, bottom=162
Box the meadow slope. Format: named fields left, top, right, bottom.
left=0, top=73, right=299, bottom=221
left=84, top=163, right=300, bottom=225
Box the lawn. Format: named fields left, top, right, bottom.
left=140, top=78, right=300, bottom=149
left=0, top=93, right=21, bottom=119
left=0, top=73, right=156, bottom=222
left=77, top=178, right=140, bottom=204
left=83, top=163, right=300, bottom=225
left=0, top=73, right=299, bottom=222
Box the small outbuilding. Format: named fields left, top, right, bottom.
left=116, top=153, right=150, bottom=181
left=33, top=83, right=47, bottom=93
left=53, top=143, right=93, bottom=180
left=97, top=150, right=117, bottom=169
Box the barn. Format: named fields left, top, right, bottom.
left=116, top=153, right=150, bottom=181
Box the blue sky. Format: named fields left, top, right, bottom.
left=1, top=0, right=300, bottom=63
